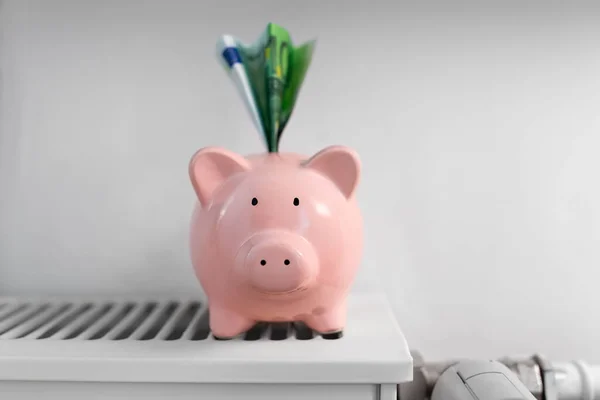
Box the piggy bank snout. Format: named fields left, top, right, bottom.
left=243, top=235, right=318, bottom=294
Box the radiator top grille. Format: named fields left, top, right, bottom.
left=0, top=300, right=336, bottom=341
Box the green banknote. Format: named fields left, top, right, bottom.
left=278, top=39, right=315, bottom=147
left=230, top=23, right=316, bottom=152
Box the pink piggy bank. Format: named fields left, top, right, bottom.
left=188, top=145, right=363, bottom=339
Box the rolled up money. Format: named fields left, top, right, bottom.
left=217, top=23, right=316, bottom=152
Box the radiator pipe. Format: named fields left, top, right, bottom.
left=399, top=351, right=600, bottom=400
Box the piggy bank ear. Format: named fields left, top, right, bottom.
left=189, top=147, right=251, bottom=207
left=303, top=145, right=361, bottom=199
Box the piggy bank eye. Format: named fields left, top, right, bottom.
left=251, top=197, right=258, bottom=206
left=293, top=197, right=300, bottom=206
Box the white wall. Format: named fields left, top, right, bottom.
left=1, top=0, right=600, bottom=363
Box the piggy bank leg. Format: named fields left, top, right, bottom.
left=209, top=305, right=255, bottom=340
left=303, top=302, right=347, bottom=339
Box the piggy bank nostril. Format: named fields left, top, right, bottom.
left=260, top=259, right=267, bottom=266
left=284, top=259, right=290, bottom=266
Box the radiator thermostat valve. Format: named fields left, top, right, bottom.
left=431, top=359, right=537, bottom=400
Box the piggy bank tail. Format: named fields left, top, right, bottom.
left=216, top=23, right=317, bottom=153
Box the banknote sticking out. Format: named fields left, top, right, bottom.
left=216, top=23, right=316, bottom=152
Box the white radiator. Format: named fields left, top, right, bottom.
left=0, top=292, right=413, bottom=400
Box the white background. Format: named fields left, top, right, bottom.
left=1, top=1, right=599, bottom=362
